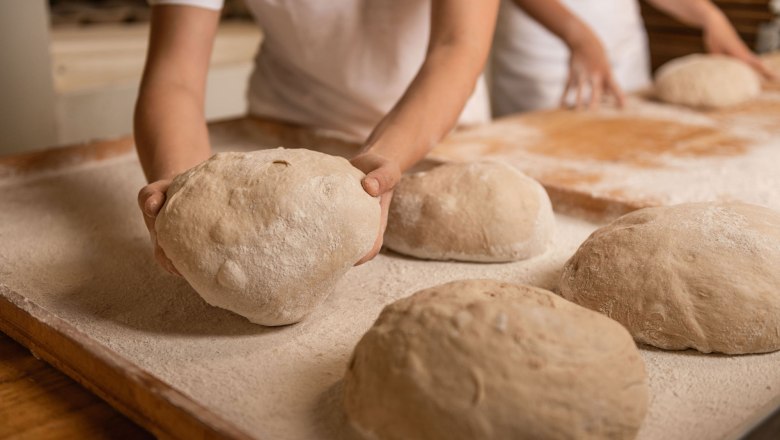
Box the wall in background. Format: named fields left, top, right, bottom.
left=0, top=1, right=261, bottom=156
left=0, top=1, right=58, bottom=155
left=51, top=22, right=260, bottom=145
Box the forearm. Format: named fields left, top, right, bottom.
left=361, top=46, right=486, bottom=170
left=134, top=5, right=218, bottom=183
left=134, top=83, right=211, bottom=182
left=362, top=0, right=498, bottom=171
left=646, top=0, right=722, bottom=28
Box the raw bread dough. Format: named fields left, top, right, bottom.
left=654, top=54, right=760, bottom=108
left=383, top=162, right=554, bottom=262
left=343, top=279, right=648, bottom=440
left=156, top=148, right=380, bottom=326
left=560, top=202, right=780, bottom=354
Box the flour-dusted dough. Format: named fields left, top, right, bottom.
left=654, top=54, right=760, bottom=108
left=343, top=279, right=648, bottom=440
left=156, top=148, right=380, bottom=326
left=383, top=162, right=554, bottom=262
left=560, top=202, right=780, bottom=354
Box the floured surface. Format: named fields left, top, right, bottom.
left=433, top=94, right=780, bottom=214
left=1, top=146, right=779, bottom=440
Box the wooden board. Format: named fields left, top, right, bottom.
left=1, top=101, right=780, bottom=438
left=432, top=90, right=780, bottom=220
left=0, top=285, right=251, bottom=440
left=0, top=331, right=151, bottom=439
left=0, top=136, right=135, bottom=179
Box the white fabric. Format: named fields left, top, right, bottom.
left=149, top=0, right=490, bottom=140
left=148, top=0, right=222, bottom=11
left=490, top=0, right=651, bottom=116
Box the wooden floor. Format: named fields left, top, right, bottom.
left=0, top=331, right=151, bottom=439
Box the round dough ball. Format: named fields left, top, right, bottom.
left=156, top=148, right=380, bottom=326
left=654, top=54, right=760, bottom=108
left=383, top=162, right=554, bottom=262
left=343, top=279, right=648, bottom=440
left=560, top=202, right=780, bottom=354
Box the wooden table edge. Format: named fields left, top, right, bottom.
left=0, top=136, right=136, bottom=179
left=0, top=284, right=254, bottom=440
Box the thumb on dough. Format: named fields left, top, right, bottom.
left=362, top=163, right=401, bottom=197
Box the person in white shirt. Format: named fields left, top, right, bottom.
left=491, top=0, right=773, bottom=115
left=135, top=1, right=499, bottom=273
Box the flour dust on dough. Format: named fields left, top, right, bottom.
left=560, top=202, right=780, bottom=354
left=383, top=161, right=555, bottom=262
left=343, top=279, right=648, bottom=440
left=654, top=54, right=760, bottom=108
left=156, top=148, right=380, bottom=326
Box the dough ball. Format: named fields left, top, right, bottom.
left=654, top=54, right=760, bottom=108
left=560, top=202, right=780, bottom=354
left=343, top=279, right=648, bottom=440
left=156, top=148, right=380, bottom=326
left=384, top=162, right=554, bottom=262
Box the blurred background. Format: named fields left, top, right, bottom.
left=0, top=0, right=261, bottom=155
left=0, top=0, right=776, bottom=155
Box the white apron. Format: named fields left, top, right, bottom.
left=490, top=0, right=651, bottom=116
left=150, top=0, right=491, bottom=140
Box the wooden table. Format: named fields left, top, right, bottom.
left=0, top=332, right=151, bottom=439
left=1, top=110, right=780, bottom=439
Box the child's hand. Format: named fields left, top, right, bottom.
left=350, top=152, right=402, bottom=265
left=137, top=179, right=181, bottom=276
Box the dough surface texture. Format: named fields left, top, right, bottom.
left=343, top=279, right=648, bottom=440
left=560, top=202, right=780, bottom=354
left=654, top=54, right=760, bottom=108
left=384, top=162, right=554, bottom=262
left=156, top=148, right=380, bottom=326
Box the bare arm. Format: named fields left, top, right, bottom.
left=350, top=0, right=500, bottom=263
left=354, top=0, right=499, bottom=176
left=135, top=5, right=218, bottom=183
left=644, top=0, right=720, bottom=28
left=510, top=0, right=624, bottom=109
left=646, top=0, right=772, bottom=77
left=134, top=5, right=219, bottom=274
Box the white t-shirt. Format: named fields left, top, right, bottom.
left=149, top=0, right=490, bottom=140
left=490, top=0, right=651, bottom=116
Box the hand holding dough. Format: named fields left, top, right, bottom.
left=156, top=148, right=381, bottom=326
